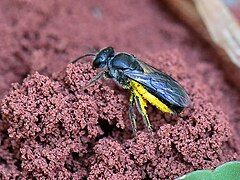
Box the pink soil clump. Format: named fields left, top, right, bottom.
left=1, top=53, right=239, bottom=179
left=0, top=0, right=239, bottom=179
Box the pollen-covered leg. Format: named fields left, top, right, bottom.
left=129, top=93, right=137, bottom=134
left=133, top=90, right=153, bottom=132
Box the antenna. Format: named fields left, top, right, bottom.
left=71, top=53, right=95, bottom=64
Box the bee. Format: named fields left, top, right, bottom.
left=71, top=47, right=190, bottom=133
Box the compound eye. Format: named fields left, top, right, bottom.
left=93, top=58, right=106, bottom=68
left=93, top=47, right=115, bottom=68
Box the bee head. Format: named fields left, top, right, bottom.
left=93, top=47, right=115, bottom=68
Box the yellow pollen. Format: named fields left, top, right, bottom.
left=130, top=80, right=173, bottom=114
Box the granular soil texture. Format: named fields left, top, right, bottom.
left=0, top=0, right=240, bottom=179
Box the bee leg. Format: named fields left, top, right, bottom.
left=129, top=93, right=137, bottom=134
left=82, top=71, right=105, bottom=89
left=133, top=91, right=153, bottom=132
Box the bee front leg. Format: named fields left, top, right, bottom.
left=82, top=71, right=105, bottom=89
left=129, top=92, right=137, bottom=134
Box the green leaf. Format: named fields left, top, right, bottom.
left=214, top=161, right=240, bottom=180
left=177, top=161, right=240, bottom=180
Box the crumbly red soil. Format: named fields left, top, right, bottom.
left=0, top=0, right=239, bottom=179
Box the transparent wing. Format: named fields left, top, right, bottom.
left=123, top=59, right=190, bottom=107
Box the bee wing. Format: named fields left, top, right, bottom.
left=123, top=60, right=190, bottom=108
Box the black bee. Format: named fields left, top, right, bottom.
left=71, top=47, right=190, bottom=133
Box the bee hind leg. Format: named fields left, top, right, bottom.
left=129, top=93, right=137, bottom=134
left=133, top=91, right=153, bottom=133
